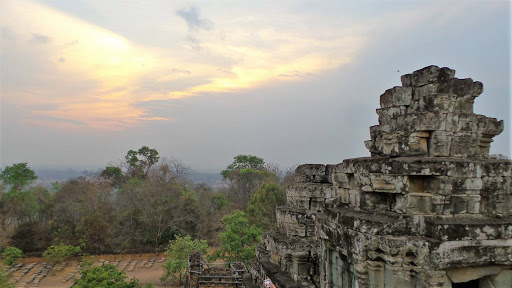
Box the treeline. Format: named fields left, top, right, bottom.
left=0, top=147, right=293, bottom=256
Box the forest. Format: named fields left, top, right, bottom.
left=0, top=147, right=293, bottom=263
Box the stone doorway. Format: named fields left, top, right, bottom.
left=452, top=279, right=479, bottom=288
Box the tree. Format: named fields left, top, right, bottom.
left=220, top=155, right=279, bottom=209
left=0, top=163, right=37, bottom=191
left=246, top=182, right=286, bottom=230
left=161, top=235, right=209, bottom=284
left=51, top=179, right=115, bottom=253
left=100, top=166, right=125, bottom=187
left=71, top=264, right=153, bottom=288
left=194, top=185, right=230, bottom=244
left=2, top=246, right=22, bottom=266
left=125, top=146, right=160, bottom=179
left=114, top=159, right=195, bottom=249
left=43, top=244, right=81, bottom=264
left=221, top=155, right=265, bottom=179
left=209, top=210, right=262, bottom=264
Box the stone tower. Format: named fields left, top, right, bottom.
left=249, top=66, right=511, bottom=288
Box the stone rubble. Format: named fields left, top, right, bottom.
left=249, top=65, right=511, bottom=288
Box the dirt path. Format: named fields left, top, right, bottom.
left=4, top=253, right=177, bottom=288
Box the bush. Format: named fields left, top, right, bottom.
left=43, top=244, right=81, bottom=264
left=2, top=246, right=22, bottom=266
left=71, top=264, right=153, bottom=288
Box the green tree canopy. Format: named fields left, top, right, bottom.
left=100, top=166, right=125, bottom=187
left=220, top=155, right=280, bottom=209
left=0, top=163, right=37, bottom=191
left=161, top=235, right=209, bottom=284
left=209, top=210, right=262, bottom=264
left=221, top=155, right=265, bottom=180
left=125, top=146, right=160, bottom=179
left=246, top=182, right=286, bottom=230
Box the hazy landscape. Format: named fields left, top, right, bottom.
left=31, top=167, right=225, bottom=190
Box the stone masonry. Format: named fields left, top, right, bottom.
left=249, top=66, right=511, bottom=288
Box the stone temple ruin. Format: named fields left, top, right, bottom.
left=249, top=66, right=511, bottom=288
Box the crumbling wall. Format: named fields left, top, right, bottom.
left=249, top=164, right=336, bottom=288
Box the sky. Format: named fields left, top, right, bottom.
left=1, top=0, right=510, bottom=172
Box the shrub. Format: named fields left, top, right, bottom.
left=71, top=264, right=153, bottom=288
left=2, top=246, right=22, bottom=266
left=43, top=244, right=81, bottom=264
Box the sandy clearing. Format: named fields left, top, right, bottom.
left=4, top=253, right=178, bottom=288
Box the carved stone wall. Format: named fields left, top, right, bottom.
left=250, top=66, right=511, bottom=288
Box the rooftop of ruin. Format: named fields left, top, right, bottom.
left=365, top=65, right=504, bottom=159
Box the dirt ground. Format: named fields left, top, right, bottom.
left=4, top=253, right=178, bottom=288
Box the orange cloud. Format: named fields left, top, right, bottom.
left=2, top=0, right=365, bottom=130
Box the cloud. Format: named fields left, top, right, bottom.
left=1, top=26, right=15, bottom=40
left=31, top=33, right=51, bottom=44
left=176, top=6, right=214, bottom=31
left=0, top=0, right=365, bottom=130
left=185, top=34, right=203, bottom=51
left=170, top=68, right=191, bottom=75
left=279, top=72, right=312, bottom=78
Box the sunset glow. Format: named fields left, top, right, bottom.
left=2, top=0, right=364, bottom=131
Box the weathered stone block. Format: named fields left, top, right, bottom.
left=437, top=78, right=483, bottom=98
left=444, top=113, right=459, bottom=131
left=349, top=190, right=362, bottom=210
left=380, top=86, right=412, bottom=108
left=451, top=195, right=468, bottom=214
left=467, top=195, right=481, bottom=214
left=332, top=172, right=351, bottom=189
left=456, top=114, right=478, bottom=132
left=446, top=265, right=505, bottom=283
left=464, top=178, right=483, bottom=190
left=412, top=83, right=439, bottom=99
left=429, top=131, right=453, bottom=157
left=295, top=164, right=329, bottom=183
left=339, top=188, right=350, bottom=204
left=356, top=173, right=373, bottom=192
left=402, top=65, right=456, bottom=87
left=367, top=261, right=385, bottom=288
left=370, top=174, right=404, bottom=193
left=409, top=112, right=446, bottom=131
left=453, top=95, right=475, bottom=113
left=486, top=270, right=512, bottom=288
left=475, top=114, right=504, bottom=135
left=392, top=195, right=407, bottom=213
left=407, top=193, right=433, bottom=214
left=408, top=93, right=455, bottom=113
left=405, top=131, right=430, bottom=156
left=431, top=239, right=512, bottom=269
left=450, top=132, right=475, bottom=157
